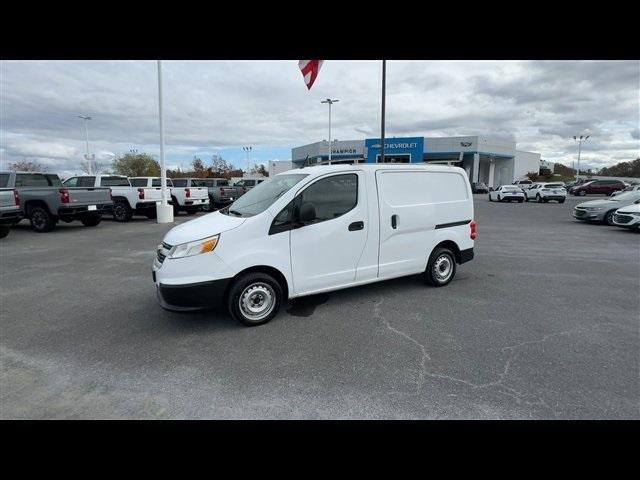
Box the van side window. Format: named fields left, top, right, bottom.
left=298, top=174, right=358, bottom=224
left=269, top=200, right=294, bottom=235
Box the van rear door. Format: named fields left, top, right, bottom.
left=376, top=169, right=471, bottom=278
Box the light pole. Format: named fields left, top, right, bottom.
left=243, top=146, right=253, bottom=173
left=573, top=135, right=590, bottom=182
left=321, top=98, right=339, bottom=162
left=78, top=115, right=94, bottom=174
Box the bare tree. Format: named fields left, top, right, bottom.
left=210, top=154, right=235, bottom=174
left=249, top=163, right=269, bottom=177
left=80, top=159, right=108, bottom=175
left=9, top=160, right=47, bottom=172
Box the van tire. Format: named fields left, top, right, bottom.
left=171, top=197, right=180, bottom=216
left=81, top=214, right=102, bottom=227
left=29, top=206, right=56, bottom=233
left=113, top=200, right=133, bottom=222
left=423, top=247, right=456, bottom=287
left=227, top=272, right=283, bottom=326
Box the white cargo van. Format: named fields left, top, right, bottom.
left=152, top=164, right=476, bottom=326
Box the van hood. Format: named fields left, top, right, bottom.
left=163, top=211, right=245, bottom=246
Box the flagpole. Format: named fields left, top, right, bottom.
left=156, top=60, right=173, bottom=224
left=380, top=59, right=386, bottom=164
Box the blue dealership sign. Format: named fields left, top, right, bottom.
left=364, top=137, right=424, bottom=163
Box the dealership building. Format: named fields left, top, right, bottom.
left=291, top=136, right=542, bottom=187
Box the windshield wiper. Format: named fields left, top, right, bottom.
left=273, top=188, right=288, bottom=200
left=228, top=209, right=243, bottom=216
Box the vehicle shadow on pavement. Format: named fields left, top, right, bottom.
left=158, top=306, right=238, bottom=332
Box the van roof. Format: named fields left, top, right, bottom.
left=278, top=163, right=467, bottom=177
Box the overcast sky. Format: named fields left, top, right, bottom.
left=1, top=60, right=638, bottom=177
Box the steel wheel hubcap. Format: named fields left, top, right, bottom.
left=239, top=283, right=275, bottom=321
left=434, top=255, right=452, bottom=282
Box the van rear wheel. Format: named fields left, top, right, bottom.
left=423, top=247, right=456, bottom=287
left=227, top=272, right=283, bottom=326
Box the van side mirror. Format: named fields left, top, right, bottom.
left=298, top=202, right=316, bottom=223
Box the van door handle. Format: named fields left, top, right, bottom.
left=391, top=214, right=398, bottom=229
left=348, top=221, right=364, bottom=231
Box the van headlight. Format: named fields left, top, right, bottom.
left=168, top=234, right=219, bottom=259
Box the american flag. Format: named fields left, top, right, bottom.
left=298, top=60, right=324, bottom=90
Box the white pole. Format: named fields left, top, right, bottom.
left=576, top=137, right=582, bottom=183
left=158, top=60, right=167, bottom=205
left=83, top=120, right=91, bottom=175
left=156, top=60, right=173, bottom=223
left=328, top=101, right=332, bottom=163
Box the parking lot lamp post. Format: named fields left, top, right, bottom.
left=243, top=146, right=253, bottom=172
left=78, top=115, right=93, bottom=174
left=573, top=135, right=590, bottom=182
left=321, top=99, right=338, bottom=162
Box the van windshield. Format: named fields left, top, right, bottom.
left=222, top=173, right=308, bottom=217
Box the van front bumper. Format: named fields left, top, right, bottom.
left=156, top=278, right=231, bottom=311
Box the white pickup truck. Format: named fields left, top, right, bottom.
left=129, top=177, right=209, bottom=216
left=63, top=175, right=162, bottom=222
left=0, top=187, right=21, bottom=238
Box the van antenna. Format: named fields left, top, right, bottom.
left=301, top=154, right=309, bottom=169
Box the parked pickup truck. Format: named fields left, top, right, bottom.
left=233, top=178, right=265, bottom=198
left=130, top=177, right=209, bottom=215
left=63, top=175, right=161, bottom=222
left=0, top=186, right=21, bottom=239
left=193, top=178, right=239, bottom=211
left=1, top=171, right=113, bottom=232
left=167, top=178, right=210, bottom=215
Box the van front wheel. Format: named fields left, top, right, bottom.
left=423, top=247, right=456, bottom=287
left=227, top=272, right=283, bottom=326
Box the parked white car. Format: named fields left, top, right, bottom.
left=611, top=185, right=640, bottom=197
left=63, top=175, right=162, bottom=221
left=153, top=164, right=476, bottom=326
left=489, top=185, right=525, bottom=203
left=524, top=182, right=567, bottom=203
left=612, top=204, right=640, bottom=231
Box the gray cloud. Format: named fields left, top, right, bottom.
left=1, top=60, right=638, bottom=175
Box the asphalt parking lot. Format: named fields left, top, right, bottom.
left=1, top=195, right=638, bottom=419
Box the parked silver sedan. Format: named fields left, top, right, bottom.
left=572, top=191, right=640, bottom=225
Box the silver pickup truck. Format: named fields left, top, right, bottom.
left=0, top=185, right=21, bottom=238
left=1, top=171, right=113, bottom=233
left=193, top=178, right=239, bottom=211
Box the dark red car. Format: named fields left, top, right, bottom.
left=571, top=179, right=626, bottom=196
